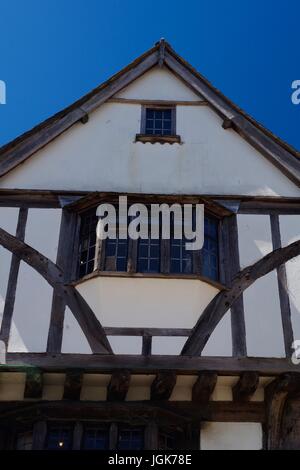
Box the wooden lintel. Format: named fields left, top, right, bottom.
left=192, top=372, right=217, bottom=403
left=0, top=401, right=265, bottom=424
left=63, top=371, right=83, bottom=401
left=151, top=372, right=177, bottom=401
left=107, top=370, right=131, bottom=402
left=232, top=372, right=259, bottom=403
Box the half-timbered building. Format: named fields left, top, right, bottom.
left=0, top=40, right=300, bottom=450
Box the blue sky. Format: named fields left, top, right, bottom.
left=0, top=0, right=299, bottom=150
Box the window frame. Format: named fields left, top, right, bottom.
left=141, top=105, right=177, bottom=136
left=73, top=197, right=227, bottom=289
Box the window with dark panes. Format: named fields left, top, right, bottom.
left=138, top=237, right=160, bottom=273
left=105, top=236, right=128, bottom=272
left=170, top=212, right=193, bottom=274
left=78, top=208, right=98, bottom=278
left=202, top=215, right=219, bottom=281
left=82, top=426, right=109, bottom=450
left=144, top=108, right=175, bottom=136
left=46, top=426, right=72, bottom=450
left=77, top=205, right=220, bottom=283
left=118, top=427, right=144, bottom=450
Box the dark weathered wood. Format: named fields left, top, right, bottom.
left=107, top=371, right=131, bottom=402
left=145, top=421, right=158, bottom=450
left=63, top=371, right=83, bottom=400
left=24, top=369, right=43, bottom=399
left=47, top=210, right=79, bottom=353
left=4, top=352, right=300, bottom=375
left=232, top=372, right=259, bottom=403
left=72, top=422, right=83, bottom=450
left=135, top=134, right=181, bottom=145
left=0, top=208, right=28, bottom=345
left=108, top=97, right=207, bottom=106
left=0, top=227, right=112, bottom=354
left=192, top=372, right=217, bottom=403
left=0, top=400, right=265, bottom=425
left=270, top=214, right=294, bottom=358
left=109, top=423, right=118, bottom=450
left=151, top=372, right=177, bottom=400
left=160, top=239, right=170, bottom=274
left=32, top=421, right=47, bottom=450
left=127, top=239, right=138, bottom=274
left=265, top=374, right=300, bottom=450
left=223, top=216, right=247, bottom=357
left=105, top=327, right=191, bottom=337
left=182, top=238, right=300, bottom=356
left=142, top=335, right=152, bottom=356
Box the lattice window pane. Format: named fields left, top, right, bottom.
left=118, top=427, right=144, bottom=450
left=145, top=108, right=174, bottom=136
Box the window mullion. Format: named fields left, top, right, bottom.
left=161, top=239, right=170, bottom=274
left=94, top=237, right=106, bottom=271
left=127, top=239, right=138, bottom=273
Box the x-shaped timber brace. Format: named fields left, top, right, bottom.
left=0, top=226, right=300, bottom=357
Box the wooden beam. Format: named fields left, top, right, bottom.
left=181, top=238, right=300, bottom=356
left=223, top=216, right=247, bottom=357
left=265, top=374, right=300, bottom=450
left=0, top=208, right=28, bottom=345
left=0, top=401, right=265, bottom=424
left=270, top=214, right=294, bottom=357
left=72, top=422, right=83, bottom=450
left=47, top=210, right=80, bottom=353
left=142, top=335, right=152, bottom=356
left=4, top=353, right=300, bottom=376
left=192, top=372, right=217, bottom=403
left=151, top=372, right=177, bottom=400
left=0, top=227, right=112, bottom=355
left=232, top=372, right=259, bottom=403
left=32, top=421, right=47, bottom=450
left=63, top=371, right=83, bottom=401
left=24, top=369, right=43, bottom=400
left=145, top=421, right=158, bottom=450
left=107, top=371, right=131, bottom=402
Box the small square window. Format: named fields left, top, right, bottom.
left=143, top=108, right=175, bottom=136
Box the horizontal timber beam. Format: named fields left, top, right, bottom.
left=0, top=400, right=265, bottom=424
left=2, top=353, right=299, bottom=376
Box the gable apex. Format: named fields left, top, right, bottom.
left=0, top=39, right=299, bottom=187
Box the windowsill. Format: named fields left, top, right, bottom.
left=135, top=134, right=182, bottom=145
left=72, top=270, right=227, bottom=291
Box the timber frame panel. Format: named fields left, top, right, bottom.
left=0, top=191, right=300, bottom=359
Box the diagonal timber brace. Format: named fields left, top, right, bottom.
left=0, top=227, right=112, bottom=354
left=182, top=239, right=300, bottom=356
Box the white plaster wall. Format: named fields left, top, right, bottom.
left=0, top=70, right=298, bottom=197
left=62, top=277, right=221, bottom=355
left=238, top=214, right=285, bottom=357
left=202, top=313, right=232, bottom=357
left=8, top=209, right=61, bottom=352
left=0, top=208, right=19, bottom=330
left=115, top=66, right=202, bottom=101
left=279, top=215, right=300, bottom=340
left=201, top=422, right=263, bottom=450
